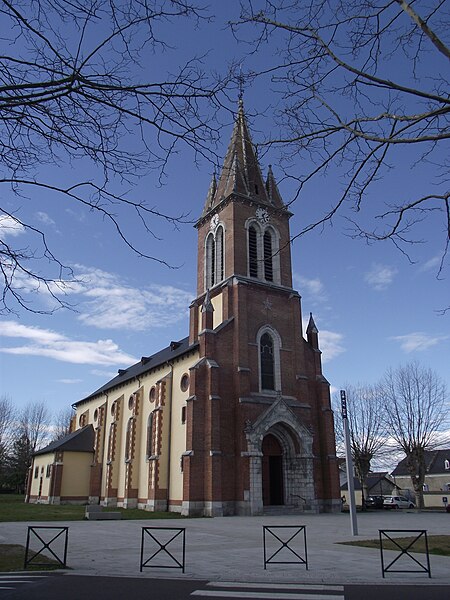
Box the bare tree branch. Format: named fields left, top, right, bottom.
left=0, top=0, right=231, bottom=314
left=234, top=0, right=450, bottom=271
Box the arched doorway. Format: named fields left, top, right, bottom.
left=262, top=434, right=284, bottom=505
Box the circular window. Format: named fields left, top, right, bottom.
left=180, top=373, right=190, bottom=392
left=128, top=395, right=134, bottom=410
left=93, top=408, right=99, bottom=422
left=149, top=387, right=156, bottom=403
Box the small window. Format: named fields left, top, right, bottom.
left=180, top=373, right=190, bottom=392
left=180, top=455, right=184, bottom=473
left=34, top=466, right=39, bottom=479
left=149, top=387, right=156, bottom=403
left=128, top=395, right=134, bottom=410
left=181, top=406, right=187, bottom=424
left=422, top=484, right=429, bottom=492
left=94, top=408, right=99, bottom=422
left=110, top=402, right=116, bottom=418
left=444, top=459, right=450, bottom=470
left=46, top=464, right=52, bottom=478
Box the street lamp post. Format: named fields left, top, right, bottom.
left=340, top=390, right=358, bottom=536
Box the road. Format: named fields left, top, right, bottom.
left=1, top=574, right=449, bottom=600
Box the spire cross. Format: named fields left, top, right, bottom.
left=238, top=62, right=245, bottom=106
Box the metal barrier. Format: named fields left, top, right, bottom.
left=263, top=525, right=308, bottom=570
left=379, top=529, right=431, bottom=578
left=140, top=527, right=186, bottom=573
left=24, top=526, right=69, bottom=569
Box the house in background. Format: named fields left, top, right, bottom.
left=26, top=103, right=340, bottom=516
left=339, top=465, right=395, bottom=507
left=391, top=449, right=450, bottom=508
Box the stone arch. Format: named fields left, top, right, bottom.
left=244, top=396, right=315, bottom=515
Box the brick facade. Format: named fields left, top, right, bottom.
left=33, top=103, right=340, bottom=516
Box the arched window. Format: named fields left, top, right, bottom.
left=107, top=422, right=115, bottom=462
left=205, top=233, right=215, bottom=289
left=216, top=226, right=224, bottom=282
left=146, top=413, right=154, bottom=459
left=248, top=225, right=258, bottom=278
left=263, top=230, right=273, bottom=282
left=125, top=417, right=133, bottom=462
left=260, top=332, right=275, bottom=390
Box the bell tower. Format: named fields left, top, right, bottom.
left=184, top=102, right=340, bottom=517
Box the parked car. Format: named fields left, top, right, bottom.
left=383, top=495, right=415, bottom=509
left=366, top=495, right=385, bottom=509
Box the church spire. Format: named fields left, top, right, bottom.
left=201, top=101, right=271, bottom=217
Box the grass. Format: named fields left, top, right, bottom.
left=339, top=535, right=450, bottom=557
left=0, top=494, right=184, bottom=522
left=0, top=544, right=63, bottom=572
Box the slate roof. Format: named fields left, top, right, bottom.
left=34, top=425, right=94, bottom=456
left=200, top=101, right=288, bottom=219
left=391, top=449, right=450, bottom=476
left=74, top=336, right=198, bottom=407
left=341, top=471, right=393, bottom=492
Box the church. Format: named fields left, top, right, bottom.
left=26, top=103, right=341, bottom=516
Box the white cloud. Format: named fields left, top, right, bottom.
left=7, top=264, right=194, bottom=331
left=90, top=369, right=117, bottom=378
left=419, top=255, right=442, bottom=272
left=57, top=378, right=83, bottom=384
left=390, top=332, right=449, bottom=353
left=0, top=214, right=25, bottom=237
left=36, top=211, right=56, bottom=226
left=72, top=266, right=193, bottom=331
left=293, top=274, right=327, bottom=301
left=0, top=320, right=137, bottom=366
left=364, top=263, right=398, bottom=290
left=319, top=330, right=346, bottom=362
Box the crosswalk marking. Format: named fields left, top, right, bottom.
left=192, top=592, right=343, bottom=600
left=207, top=583, right=344, bottom=592
left=0, top=573, right=51, bottom=593
left=191, top=581, right=345, bottom=600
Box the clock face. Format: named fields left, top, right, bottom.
left=256, top=207, right=270, bottom=223
left=210, top=213, right=219, bottom=229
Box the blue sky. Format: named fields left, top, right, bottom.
left=0, top=1, right=449, bottom=421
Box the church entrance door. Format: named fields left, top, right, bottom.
left=262, top=434, right=284, bottom=505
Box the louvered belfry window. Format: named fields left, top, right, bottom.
left=264, top=230, right=273, bottom=281
left=249, top=225, right=258, bottom=277
left=260, top=332, right=275, bottom=390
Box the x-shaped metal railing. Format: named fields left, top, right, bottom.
left=263, top=525, right=308, bottom=570
left=140, top=527, right=186, bottom=573
left=379, top=529, right=431, bottom=578
left=24, top=526, right=69, bottom=569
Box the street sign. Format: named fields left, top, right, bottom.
left=340, top=390, right=347, bottom=418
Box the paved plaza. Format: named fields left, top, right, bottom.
left=1, top=510, right=449, bottom=584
